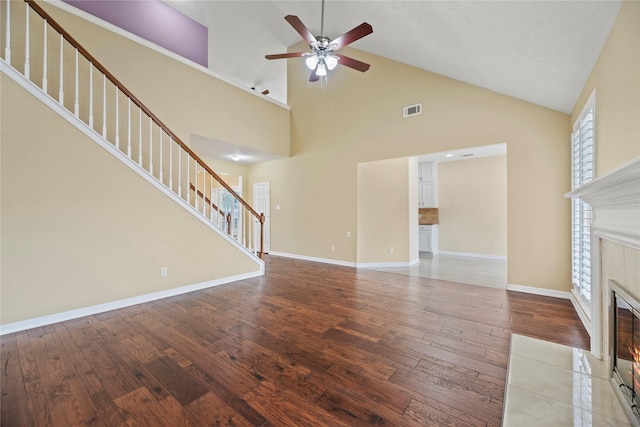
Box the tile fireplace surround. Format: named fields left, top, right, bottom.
left=565, top=157, right=640, bottom=425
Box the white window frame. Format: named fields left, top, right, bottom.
left=571, top=91, right=595, bottom=314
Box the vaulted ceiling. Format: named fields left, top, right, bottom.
left=165, top=0, right=622, bottom=114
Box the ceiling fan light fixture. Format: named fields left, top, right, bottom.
left=231, top=154, right=241, bottom=162
left=316, top=62, right=327, bottom=76
left=305, top=55, right=319, bottom=70
left=325, top=54, right=338, bottom=70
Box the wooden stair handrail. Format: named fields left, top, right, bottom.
left=189, top=183, right=225, bottom=218
left=24, top=0, right=264, bottom=225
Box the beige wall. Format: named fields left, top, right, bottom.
left=249, top=41, right=570, bottom=291
left=1, top=74, right=260, bottom=325
left=357, top=157, right=417, bottom=264
left=37, top=2, right=291, bottom=158
left=438, top=156, right=507, bottom=257
left=572, top=0, right=640, bottom=176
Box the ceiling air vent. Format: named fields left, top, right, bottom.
left=403, top=103, right=422, bottom=118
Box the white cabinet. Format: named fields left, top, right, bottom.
left=418, top=162, right=437, bottom=207
left=419, top=225, right=438, bottom=254
left=418, top=162, right=434, bottom=182
left=419, top=182, right=436, bottom=207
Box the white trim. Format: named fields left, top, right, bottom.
left=572, top=90, right=596, bottom=130
left=43, top=0, right=290, bottom=111
left=410, top=257, right=420, bottom=266
left=570, top=287, right=592, bottom=337
left=506, top=283, right=572, bottom=300
left=1, top=59, right=264, bottom=274
left=438, top=250, right=507, bottom=261
left=357, top=261, right=415, bottom=268
left=565, top=156, right=640, bottom=360
left=269, top=252, right=357, bottom=268
left=0, top=271, right=262, bottom=335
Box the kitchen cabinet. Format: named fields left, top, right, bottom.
left=419, top=182, right=436, bottom=207
left=418, top=162, right=437, bottom=207
left=419, top=225, right=438, bottom=254
left=418, top=162, right=435, bottom=182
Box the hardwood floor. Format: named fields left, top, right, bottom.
left=1, top=255, right=589, bottom=426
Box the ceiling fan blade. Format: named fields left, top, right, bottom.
left=309, top=68, right=320, bottom=82
left=335, top=54, right=370, bottom=72
left=285, top=15, right=318, bottom=47
left=331, top=22, right=373, bottom=51
left=265, top=52, right=307, bottom=60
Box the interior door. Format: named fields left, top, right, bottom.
left=253, top=182, right=270, bottom=253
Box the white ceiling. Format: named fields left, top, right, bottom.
left=165, top=0, right=621, bottom=114
left=161, top=1, right=621, bottom=165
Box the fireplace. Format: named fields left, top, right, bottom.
left=565, top=158, right=640, bottom=426
left=612, top=281, right=640, bottom=425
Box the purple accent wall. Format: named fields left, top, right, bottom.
left=63, top=0, right=208, bottom=67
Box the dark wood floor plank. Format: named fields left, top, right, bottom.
left=0, top=255, right=589, bottom=426
left=1, top=333, right=30, bottom=427
left=143, top=355, right=208, bottom=405
left=112, top=387, right=190, bottom=426
left=184, top=391, right=253, bottom=427
left=29, top=331, right=103, bottom=426
left=403, top=398, right=483, bottom=427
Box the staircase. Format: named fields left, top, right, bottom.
left=1, top=0, right=265, bottom=259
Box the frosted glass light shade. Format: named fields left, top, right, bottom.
left=316, top=62, right=327, bottom=76
left=305, top=55, right=319, bottom=70
left=325, top=55, right=338, bottom=70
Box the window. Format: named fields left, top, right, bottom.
left=571, top=94, right=595, bottom=305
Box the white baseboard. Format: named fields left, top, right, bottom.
left=438, top=250, right=507, bottom=261
left=507, top=283, right=572, bottom=300
left=268, top=251, right=418, bottom=269
left=269, top=251, right=358, bottom=268
left=0, top=271, right=262, bottom=335
left=357, top=261, right=414, bottom=268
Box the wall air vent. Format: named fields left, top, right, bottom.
left=403, top=103, right=422, bottom=118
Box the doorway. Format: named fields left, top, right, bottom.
left=253, top=182, right=270, bottom=254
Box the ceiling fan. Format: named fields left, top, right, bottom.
left=265, top=0, right=373, bottom=82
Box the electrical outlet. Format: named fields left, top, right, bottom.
left=331, top=245, right=335, bottom=252
left=346, top=231, right=351, bottom=238
left=388, top=247, right=394, bottom=254
left=160, top=267, right=167, bottom=277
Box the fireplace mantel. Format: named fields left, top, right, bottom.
left=565, top=156, right=640, bottom=360
left=565, top=157, right=640, bottom=247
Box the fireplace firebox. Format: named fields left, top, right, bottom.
left=612, top=281, right=640, bottom=426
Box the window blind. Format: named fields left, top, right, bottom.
left=571, top=105, right=594, bottom=302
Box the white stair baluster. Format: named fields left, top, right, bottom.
left=210, top=175, right=214, bottom=221
left=186, top=157, right=190, bottom=204
left=115, top=88, right=120, bottom=149
left=24, top=4, right=29, bottom=78
left=138, top=108, right=142, bottom=165
left=178, top=149, right=182, bottom=198
left=169, top=137, right=173, bottom=192
left=58, top=35, right=63, bottom=104
left=149, top=117, right=153, bottom=176
left=42, top=21, right=47, bottom=92
left=4, top=0, right=10, bottom=64
left=102, top=75, right=107, bottom=138
left=159, top=129, right=163, bottom=183
left=127, top=99, right=131, bottom=157
left=74, top=49, right=79, bottom=116
left=89, top=66, right=93, bottom=127
left=195, top=164, right=199, bottom=211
